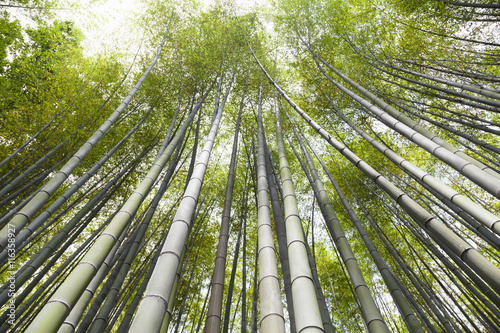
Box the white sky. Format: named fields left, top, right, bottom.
left=51, top=0, right=269, bottom=59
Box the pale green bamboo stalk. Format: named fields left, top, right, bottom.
left=302, top=139, right=423, bottom=333
left=23, top=85, right=208, bottom=333
left=283, top=116, right=388, bottom=333
left=376, top=58, right=500, bottom=100
left=57, top=230, right=126, bottom=333
left=256, top=88, right=286, bottom=333
left=272, top=97, right=324, bottom=333
left=128, top=76, right=232, bottom=333
left=8, top=104, right=156, bottom=257
left=312, top=56, right=500, bottom=198
left=87, top=141, right=185, bottom=333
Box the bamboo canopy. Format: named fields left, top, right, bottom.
left=1, top=1, right=500, bottom=332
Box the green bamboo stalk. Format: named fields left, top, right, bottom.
left=312, top=56, right=500, bottom=198
left=255, top=85, right=286, bottom=333
left=320, top=91, right=500, bottom=236
left=271, top=97, right=324, bottom=332
left=284, top=121, right=387, bottom=333
left=205, top=79, right=245, bottom=333
left=306, top=139, right=423, bottom=333
left=262, top=129, right=296, bottom=333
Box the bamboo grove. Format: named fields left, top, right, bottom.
left=0, top=0, right=500, bottom=331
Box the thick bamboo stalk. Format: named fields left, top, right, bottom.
left=308, top=48, right=500, bottom=183
left=312, top=56, right=500, bottom=198
left=302, top=137, right=423, bottom=333
left=248, top=48, right=500, bottom=294
left=87, top=145, right=185, bottom=333
left=255, top=94, right=286, bottom=333
left=321, top=93, right=500, bottom=236
left=262, top=124, right=296, bottom=333
left=284, top=123, right=387, bottom=333
left=0, top=106, right=156, bottom=266
left=271, top=98, right=324, bottom=333
left=0, top=197, right=117, bottom=332
left=57, top=230, right=128, bottom=333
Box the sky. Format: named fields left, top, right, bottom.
left=52, top=0, right=269, bottom=58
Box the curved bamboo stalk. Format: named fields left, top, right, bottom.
left=376, top=74, right=500, bottom=113
left=270, top=97, right=324, bottom=332
left=321, top=91, right=500, bottom=236
left=284, top=115, right=388, bottom=333
left=0, top=104, right=157, bottom=266
left=301, top=137, right=424, bottom=333
left=372, top=64, right=500, bottom=108
left=248, top=46, right=500, bottom=294
left=375, top=59, right=500, bottom=100
left=385, top=97, right=500, bottom=156
left=312, top=56, right=500, bottom=198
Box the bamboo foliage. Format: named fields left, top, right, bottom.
left=1, top=2, right=499, bottom=332
left=0, top=21, right=173, bottom=251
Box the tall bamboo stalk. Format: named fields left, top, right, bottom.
left=284, top=112, right=388, bottom=333
left=255, top=88, right=286, bottom=333
left=271, top=96, right=324, bottom=332
left=205, top=79, right=245, bottom=333
left=247, top=43, right=500, bottom=294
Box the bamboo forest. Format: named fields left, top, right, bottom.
left=1, top=0, right=500, bottom=331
